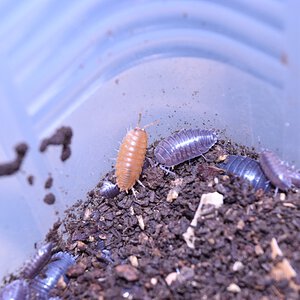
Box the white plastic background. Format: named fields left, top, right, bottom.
left=0, top=0, right=299, bottom=280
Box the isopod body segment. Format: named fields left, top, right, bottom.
left=115, top=114, right=154, bottom=192
left=154, top=129, right=217, bottom=167
left=218, top=155, right=271, bottom=191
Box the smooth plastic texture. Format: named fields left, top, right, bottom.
left=0, top=0, right=299, bottom=281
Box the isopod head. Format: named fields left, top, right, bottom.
left=259, top=150, right=292, bottom=191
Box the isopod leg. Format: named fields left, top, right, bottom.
left=132, top=187, right=138, bottom=198
left=159, top=165, right=176, bottom=176
left=137, top=180, right=145, bottom=188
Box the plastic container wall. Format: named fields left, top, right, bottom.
left=0, top=0, right=299, bottom=280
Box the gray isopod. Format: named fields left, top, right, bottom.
left=22, top=243, right=53, bottom=279
left=30, top=251, right=76, bottom=296
left=0, top=279, right=29, bottom=300
left=259, top=150, right=300, bottom=191
left=218, top=155, right=271, bottom=191
left=154, top=129, right=217, bottom=167
left=98, top=180, right=120, bottom=198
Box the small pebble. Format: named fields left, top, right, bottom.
left=280, top=193, right=286, bottom=201
left=129, top=255, right=139, bottom=267
left=165, top=272, right=178, bottom=286
left=232, top=261, right=244, bottom=272
left=150, top=278, right=158, bottom=285
left=227, top=283, right=241, bottom=293
left=115, top=265, right=139, bottom=281
left=255, top=244, right=264, bottom=256
left=67, top=262, right=86, bottom=277
left=76, top=241, right=87, bottom=251
left=237, top=220, right=245, bottom=230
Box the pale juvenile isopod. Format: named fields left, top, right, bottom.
left=218, top=155, right=271, bottom=191
left=154, top=129, right=217, bottom=167
left=22, top=243, right=53, bottom=279
left=259, top=150, right=300, bottom=191
left=115, top=114, right=156, bottom=193
left=98, top=180, right=120, bottom=198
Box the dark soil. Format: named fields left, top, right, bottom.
left=27, top=175, right=34, bottom=185
left=43, top=139, right=300, bottom=299
left=39, top=126, right=73, bottom=161
left=43, top=193, right=56, bottom=205
left=0, top=143, right=28, bottom=176
left=44, top=176, right=53, bottom=189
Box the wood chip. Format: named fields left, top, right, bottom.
left=129, top=206, right=135, bottom=215
left=129, top=255, right=139, bottom=267
left=165, top=272, right=178, bottom=286
left=201, top=191, right=224, bottom=209
left=216, top=154, right=228, bottom=163
left=83, top=208, right=91, bottom=221
left=136, top=215, right=145, bottom=230
left=166, top=189, right=179, bottom=202
left=271, top=238, right=283, bottom=259
left=255, top=244, right=264, bottom=256
left=182, top=227, right=196, bottom=249
left=183, top=192, right=224, bottom=248
left=227, top=283, right=241, bottom=293
left=271, top=258, right=297, bottom=281
left=282, top=202, right=297, bottom=209
left=269, top=238, right=300, bottom=291
left=237, top=220, right=245, bottom=230
left=166, top=178, right=184, bottom=202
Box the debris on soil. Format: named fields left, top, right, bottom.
left=44, top=175, right=53, bottom=189
left=43, top=193, right=56, bottom=205
left=0, top=143, right=28, bottom=176
left=166, top=178, right=184, bottom=202
left=183, top=191, right=224, bottom=249
left=270, top=238, right=300, bottom=292
left=39, top=126, right=73, bottom=161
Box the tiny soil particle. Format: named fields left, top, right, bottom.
left=39, top=126, right=73, bottom=161
left=0, top=143, right=28, bottom=176
left=43, top=193, right=56, bottom=205
left=44, top=176, right=53, bottom=189
left=27, top=175, right=34, bottom=185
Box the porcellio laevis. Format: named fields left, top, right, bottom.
left=259, top=150, right=300, bottom=191
left=154, top=128, right=217, bottom=167
left=218, top=155, right=271, bottom=191
left=115, top=114, right=155, bottom=192
left=22, top=242, right=53, bottom=279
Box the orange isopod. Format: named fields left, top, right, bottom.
left=115, top=114, right=154, bottom=193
